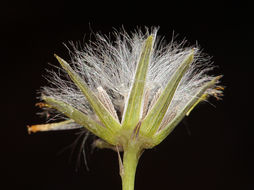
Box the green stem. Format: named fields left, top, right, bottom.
left=121, top=144, right=141, bottom=190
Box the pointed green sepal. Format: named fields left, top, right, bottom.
left=43, top=96, right=117, bottom=145
left=186, top=93, right=208, bottom=116
left=140, top=52, right=194, bottom=135
left=153, top=75, right=222, bottom=145
left=54, top=55, right=121, bottom=133
left=122, top=35, right=154, bottom=130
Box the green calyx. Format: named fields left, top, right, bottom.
left=41, top=36, right=220, bottom=150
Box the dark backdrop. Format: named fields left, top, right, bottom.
left=2, top=1, right=252, bottom=190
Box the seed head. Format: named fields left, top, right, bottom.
left=28, top=27, right=223, bottom=150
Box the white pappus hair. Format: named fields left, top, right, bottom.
left=40, top=27, right=223, bottom=132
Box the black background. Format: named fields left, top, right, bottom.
left=2, top=1, right=252, bottom=190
